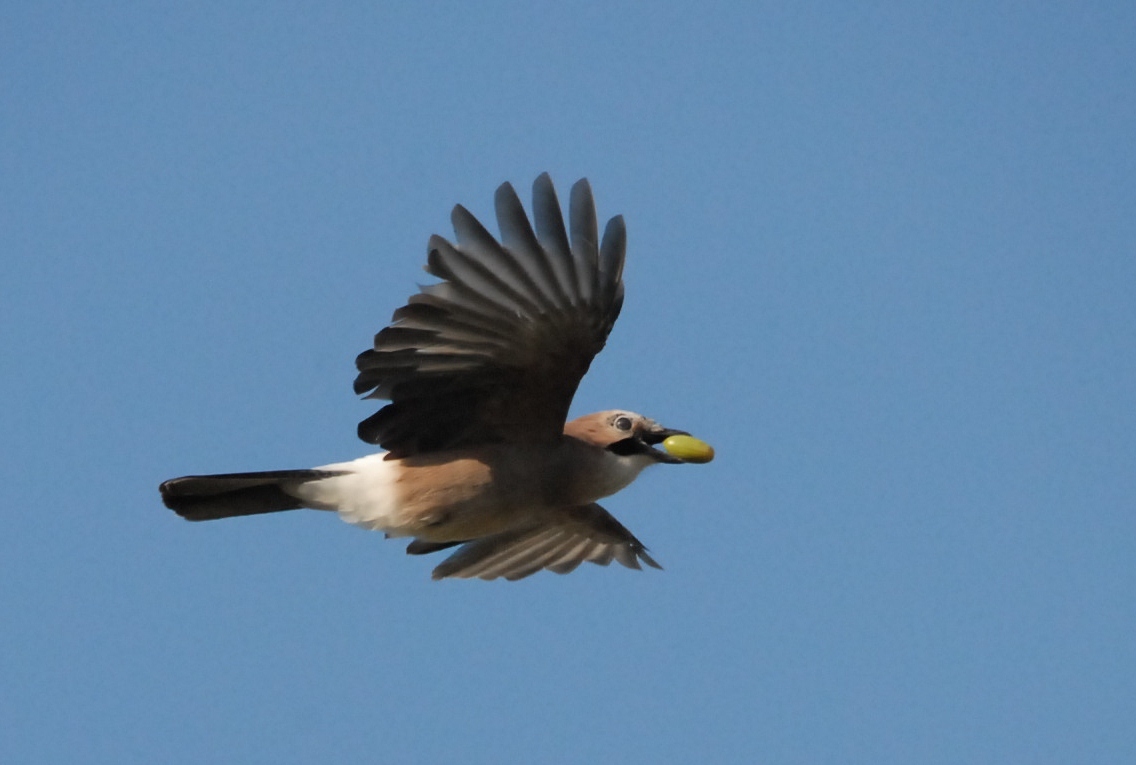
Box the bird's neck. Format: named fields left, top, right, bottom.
left=552, top=437, right=655, bottom=505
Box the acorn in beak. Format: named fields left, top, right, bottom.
left=659, top=433, right=715, bottom=464
left=612, top=426, right=715, bottom=464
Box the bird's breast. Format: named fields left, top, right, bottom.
left=540, top=440, right=655, bottom=506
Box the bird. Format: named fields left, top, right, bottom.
left=159, top=173, right=714, bottom=581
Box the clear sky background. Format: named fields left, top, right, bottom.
left=3, top=3, right=1134, bottom=763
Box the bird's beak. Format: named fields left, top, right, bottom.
left=641, top=426, right=715, bottom=464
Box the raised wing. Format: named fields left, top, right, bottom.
left=420, top=504, right=661, bottom=581
left=354, top=174, right=626, bottom=455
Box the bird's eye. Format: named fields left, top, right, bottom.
left=614, top=416, right=633, bottom=431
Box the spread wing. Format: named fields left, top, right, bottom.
left=354, top=174, right=627, bottom=456
left=421, top=504, right=661, bottom=581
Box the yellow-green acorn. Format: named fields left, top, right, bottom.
left=662, top=434, right=715, bottom=464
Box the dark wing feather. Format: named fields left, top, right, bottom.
left=355, top=174, right=626, bottom=455
left=428, top=503, right=661, bottom=581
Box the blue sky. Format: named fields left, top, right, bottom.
left=3, top=2, right=1135, bottom=762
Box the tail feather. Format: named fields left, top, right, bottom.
left=159, top=469, right=344, bottom=522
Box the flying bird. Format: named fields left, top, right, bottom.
left=160, top=174, right=713, bottom=581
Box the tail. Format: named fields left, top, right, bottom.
left=159, top=470, right=345, bottom=522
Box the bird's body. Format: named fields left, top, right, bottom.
left=292, top=420, right=656, bottom=540
left=161, top=175, right=712, bottom=580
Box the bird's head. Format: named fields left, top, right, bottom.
left=565, top=411, right=715, bottom=464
